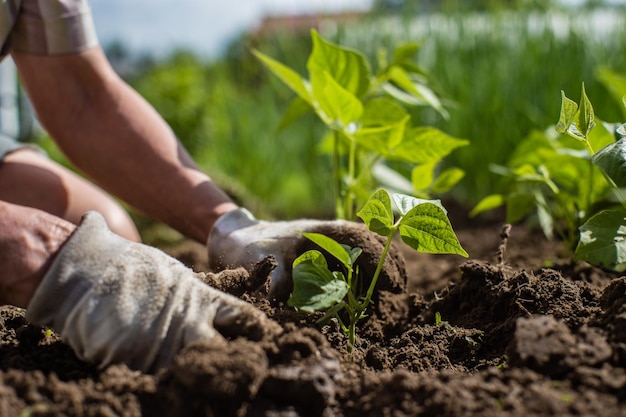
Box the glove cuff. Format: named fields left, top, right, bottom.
left=207, top=207, right=258, bottom=247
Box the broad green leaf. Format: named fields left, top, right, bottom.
left=393, top=193, right=445, bottom=216
left=398, top=202, right=468, bottom=256
left=289, top=260, right=350, bottom=312
left=577, top=83, right=595, bottom=139
left=411, top=162, right=435, bottom=191
left=432, top=167, right=465, bottom=193
left=277, top=97, right=313, bottom=132
left=301, top=232, right=353, bottom=268
left=307, top=29, right=370, bottom=98
left=592, top=138, right=626, bottom=188
left=389, top=127, right=469, bottom=164
left=354, top=98, right=409, bottom=153
left=253, top=50, right=311, bottom=105
left=356, top=189, right=395, bottom=236
left=574, top=208, right=626, bottom=272
left=470, top=194, right=505, bottom=217
left=556, top=90, right=578, bottom=135
left=311, top=71, right=363, bottom=128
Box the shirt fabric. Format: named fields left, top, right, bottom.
left=0, top=0, right=99, bottom=58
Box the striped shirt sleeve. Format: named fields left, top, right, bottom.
left=8, top=0, right=99, bottom=55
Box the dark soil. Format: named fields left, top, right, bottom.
left=2, top=217, right=626, bottom=417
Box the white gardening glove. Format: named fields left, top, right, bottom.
left=25, top=211, right=279, bottom=374
left=207, top=208, right=406, bottom=300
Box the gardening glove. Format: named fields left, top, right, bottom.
left=25, top=211, right=279, bottom=374
left=207, top=208, right=406, bottom=300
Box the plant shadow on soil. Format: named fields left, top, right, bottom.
left=2, top=211, right=626, bottom=417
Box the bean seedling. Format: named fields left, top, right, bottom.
left=253, top=30, right=467, bottom=220
left=288, top=189, right=468, bottom=351
left=473, top=81, right=626, bottom=271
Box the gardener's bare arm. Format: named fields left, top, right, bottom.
left=11, top=47, right=237, bottom=243
left=0, top=200, right=74, bottom=308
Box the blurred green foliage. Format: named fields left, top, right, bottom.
left=101, top=6, right=626, bottom=220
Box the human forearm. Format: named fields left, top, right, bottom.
left=12, top=48, right=237, bottom=243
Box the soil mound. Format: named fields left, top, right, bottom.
left=1, top=224, right=626, bottom=416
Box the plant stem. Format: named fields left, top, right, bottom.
left=345, top=137, right=358, bottom=220
left=361, top=229, right=395, bottom=308
left=333, top=131, right=344, bottom=219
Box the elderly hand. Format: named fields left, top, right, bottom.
left=26, top=211, right=280, bottom=374
left=206, top=208, right=406, bottom=300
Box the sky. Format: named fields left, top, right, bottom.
left=89, top=0, right=374, bottom=58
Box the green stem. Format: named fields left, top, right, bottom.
left=345, top=138, right=357, bottom=220
left=333, top=131, right=344, bottom=219
left=361, top=229, right=395, bottom=308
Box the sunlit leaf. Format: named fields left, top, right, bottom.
left=253, top=49, right=311, bottom=104
left=311, top=71, right=363, bottom=128
left=398, top=202, right=468, bottom=256
left=356, top=189, right=395, bottom=236
left=289, top=258, right=350, bottom=312
left=307, top=29, right=370, bottom=98
left=556, top=90, right=578, bottom=135
left=301, top=232, right=353, bottom=268
left=470, top=194, right=505, bottom=217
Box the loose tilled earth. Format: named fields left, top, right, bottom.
left=2, top=210, right=626, bottom=416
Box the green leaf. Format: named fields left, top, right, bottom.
left=277, top=97, right=313, bottom=131
left=397, top=201, right=468, bottom=256
left=293, top=249, right=326, bottom=268
left=470, top=194, right=505, bottom=217
left=393, top=193, right=445, bottom=216
left=354, top=98, right=409, bottom=153
left=577, top=83, right=595, bottom=139
left=387, top=66, right=448, bottom=118
left=575, top=208, right=626, bottom=272
left=307, top=29, right=370, bottom=98
left=300, top=232, right=353, bottom=268
left=311, top=71, right=363, bottom=129
left=432, top=167, right=465, bottom=193
left=252, top=49, right=311, bottom=105
left=289, top=259, right=350, bottom=312
left=356, top=189, right=395, bottom=236
left=556, top=90, right=578, bottom=135
left=392, top=42, right=421, bottom=64
left=592, top=138, right=626, bottom=188
left=389, top=127, right=469, bottom=164
left=411, top=162, right=436, bottom=192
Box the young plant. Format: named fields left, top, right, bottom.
left=473, top=81, right=626, bottom=271
left=288, top=189, right=468, bottom=350
left=253, top=30, right=468, bottom=220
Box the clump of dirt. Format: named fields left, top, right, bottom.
left=1, top=221, right=626, bottom=416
